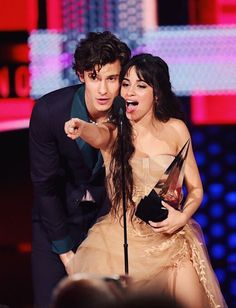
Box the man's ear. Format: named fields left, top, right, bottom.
left=78, top=72, right=85, bottom=83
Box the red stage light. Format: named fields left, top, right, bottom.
left=191, top=94, right=236, bottom=124
left=17, top=242, right=32, bottom=254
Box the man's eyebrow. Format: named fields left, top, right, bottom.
left=106, top=74, right=119, bottom=77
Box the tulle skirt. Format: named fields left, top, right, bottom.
left=68, top=213, right=227, bottom=308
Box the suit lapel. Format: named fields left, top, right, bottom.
left=71, top=86, right=104, bottom=175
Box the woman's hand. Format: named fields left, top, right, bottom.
left=60, top=250, right=75, bottom=275
left=64, top=118, right=84, bottom=140
left=149, top=201, right=188, bottom=234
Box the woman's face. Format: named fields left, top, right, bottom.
left=120, top=66, right=154, bottom=122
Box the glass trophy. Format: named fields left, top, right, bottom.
left=135, top=139, right=190, bottom=223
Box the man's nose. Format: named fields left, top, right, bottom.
left=98, top=81, right=108, bottom=95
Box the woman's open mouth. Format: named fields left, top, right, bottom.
left=126, top=100, right=138, bottom=113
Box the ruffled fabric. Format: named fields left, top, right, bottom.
left=68, top=155, right=227, bottom=308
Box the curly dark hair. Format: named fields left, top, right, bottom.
left=109, top=53, right=185, bottom=220
left=73, top=31, right=131, bottom=77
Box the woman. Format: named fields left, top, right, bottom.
left=64, top=54, right=227, bottom=308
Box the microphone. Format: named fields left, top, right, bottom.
left=112, top=96, right=129, bottom=275
left=112, top=96, right=126, bottom=118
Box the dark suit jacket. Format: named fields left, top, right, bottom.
left=29, top=84, right=109, bottom=254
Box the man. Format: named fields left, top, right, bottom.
left=29, top=31, right=131, bottom=307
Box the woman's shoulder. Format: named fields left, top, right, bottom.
left=165, top=118, right=190, bottom=136
left=166, top=117, right=186, bottom=128
left=160, top=118, right=191, bottom=151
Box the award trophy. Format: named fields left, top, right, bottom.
left=135, top=139, right=190, bottom=223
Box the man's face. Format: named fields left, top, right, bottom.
left=79, top=60, right=121, bottom=119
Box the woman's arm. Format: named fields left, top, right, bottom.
left=174, top=120, right=203, bottom=219
left=181, top=140, right=203, bottom=220
left=64, top=118, right=116, bottom=150
left=149, top=120, right=203, bottom=234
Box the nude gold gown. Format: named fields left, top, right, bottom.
left=68, top=154, right=227, bottom=308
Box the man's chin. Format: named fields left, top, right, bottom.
left=95, top=104, right=112, bottom=112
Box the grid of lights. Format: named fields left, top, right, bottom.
left=135, top=25, right=236, bottom=95
left=29, top=25, right=236, bottom=98
left=191, top=126, right=236, bottom=302
left=28, top=31, right=66, bottom=97
left=61, top=0, right=143, bottom=35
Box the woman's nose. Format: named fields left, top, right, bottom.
left=126, top=85, right=136, bottom=97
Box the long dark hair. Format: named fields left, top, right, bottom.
left=107, top=103, right=135, bottom=219
left=109, top=53, right=185, bottom=219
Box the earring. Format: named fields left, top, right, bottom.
left=154, top=96, right=158, bottom=104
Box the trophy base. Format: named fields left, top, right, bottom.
left=135, top=189, right=168, bottom=224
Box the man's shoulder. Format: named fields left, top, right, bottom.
left=32, top=84, right=83, bottom=120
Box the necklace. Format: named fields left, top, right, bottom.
left=89, top=115, right=113, bottom=125
left=89, top=118, right=97, bottom=125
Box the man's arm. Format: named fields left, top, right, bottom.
left=29, top=98, right=75, bottom=257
